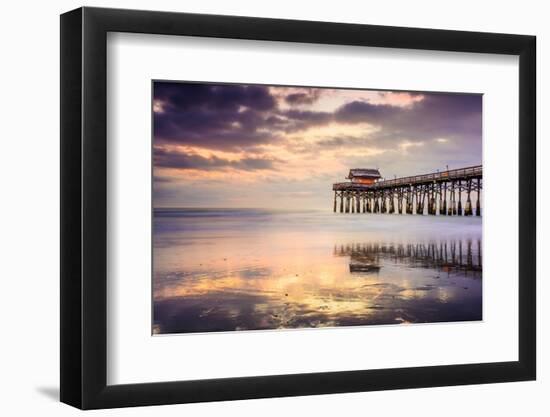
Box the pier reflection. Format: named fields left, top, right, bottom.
left=334, top=240, right=482, bottom=277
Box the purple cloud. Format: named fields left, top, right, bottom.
left=153, top=82, right=481, bottom=164
left=154, top=147, right=280, bottom=171
left=284, top=89, right=321, bottom=106
left=154, top=82, right=279, bottom=151
left=329, top=93, right=482, bottom=148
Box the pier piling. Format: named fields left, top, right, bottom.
left=457, top=180, right=462, bottom=215
left=465, top=180, right=473, bottom=216
left=476, top=178, right=481, bottom=216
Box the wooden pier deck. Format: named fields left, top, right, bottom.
left=332, top=165, right=482, bottom=216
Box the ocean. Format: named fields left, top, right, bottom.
left=153, top=208, right=482, bottom=334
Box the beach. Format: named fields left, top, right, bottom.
left=153, top=208, right=482, bottom=334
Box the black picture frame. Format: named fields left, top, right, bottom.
left=60, top=6, right=536, bottom=410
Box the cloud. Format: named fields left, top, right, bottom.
left=398, top=140, right=425, bottom=152
left=154, top=82, right=276, bottom=112
left=335, top=101, right=399, bottom=124
left=154, top=147, right=280, bottom=171
left=287, top=92, right=482, bottom=154
left=335, top=93, right=482, bottom=137
left=154, top=82, right=279, bottom=151
left=284, top=89, right=321, bottom=106
left=376, top=91, right=425, bottom=107
left=154, top=82, right=480, bottom=155
left=153, top=175, right=176, bottom=183
left=278, top=109, right=333, bottom=132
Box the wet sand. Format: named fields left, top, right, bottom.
left=153, top=209, right=482, bottom=334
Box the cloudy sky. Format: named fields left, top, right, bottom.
left=153, top=82, right=482, bottom=209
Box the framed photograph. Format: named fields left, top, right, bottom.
left=60, top=6, right=536, bottom=409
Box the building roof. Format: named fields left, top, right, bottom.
left=347, top=168, right=381, bottom=179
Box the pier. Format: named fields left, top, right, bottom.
left=332, top=165, right=482, bottom=216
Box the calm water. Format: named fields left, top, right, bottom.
left=153, top=209, right=482, bottom=334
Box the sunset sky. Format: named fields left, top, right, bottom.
left=153, top=82, right=482, bottom=209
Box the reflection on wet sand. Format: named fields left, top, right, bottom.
left=335, top=240, right=482, bottom=276
left=153, top=210, right=482, bottom=334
